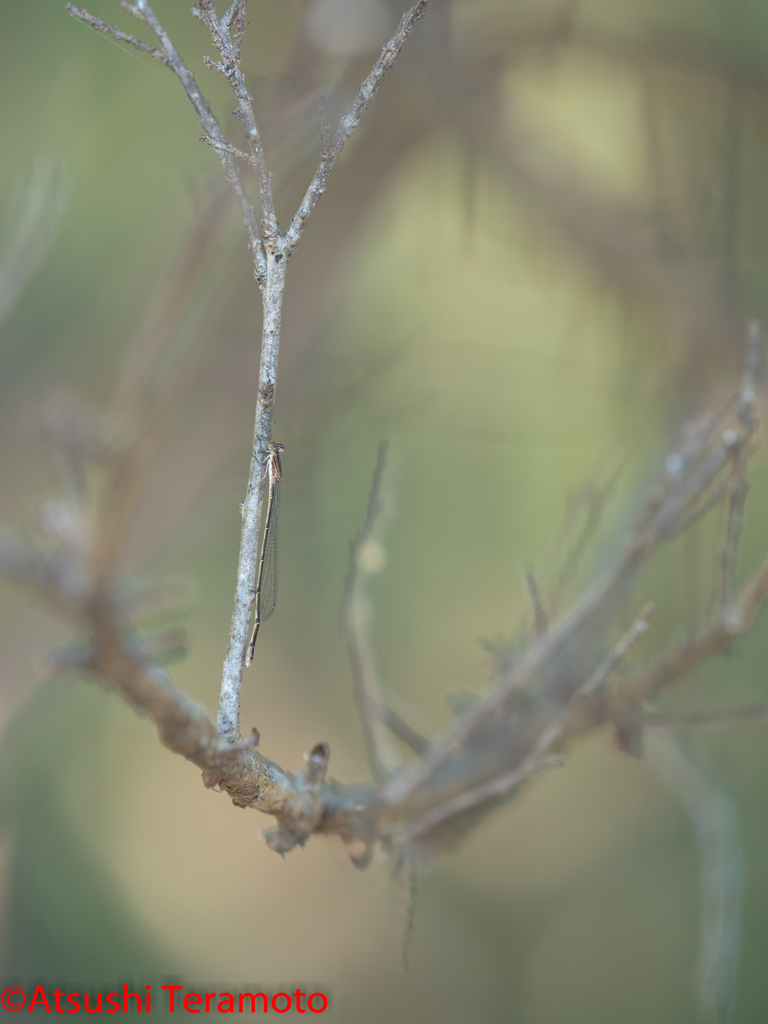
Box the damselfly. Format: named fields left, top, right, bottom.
left=246, top=441, right=284, bottom=666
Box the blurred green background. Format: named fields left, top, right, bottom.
left=2, top=0, right=768, bottom=1020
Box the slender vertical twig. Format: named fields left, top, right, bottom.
left=721, top=322, right=760, bottom=613
left=341, top=441, right=390, bottom=780
left=524, top=567, right=548, bottom=638
left=192, top=0, right=279, bottom=241
left=219, top=254, right=286, bottom=737
left=649, top=728, right=743, bottom=1022
left=66, top=0, right=432, bottom=742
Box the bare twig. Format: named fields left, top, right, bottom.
left=284, top=0, right=431, bottom=251
left=546, top=476, right=616, bottom=619
left=370, top=699, right=430, bottom=755
left=393, top=604, right=653, bottom=845
left=199, top=135, right=250, bottom=163
left=66, top=1, right=266, bottom=281
left=390, top=756, right=565, bottom=848
left=64, top=6, right=169, bottom=63
left=721, top=321, right=761, bottom=607
left=192, top=0, right=278, bottom=241
left=217, top=252, right=285, bottom=739
left=720, top=438, right=751, bottom=608
left=318, top=96, right=331, bottom=161
left=524, top=567, right=548, bottom=638
left=670, top=479, right=729, bottom=538
left=649, top=729, right=743, bottom=1021
left=613, top=553, right=768, bottom=708
left=341, top=441, right=390, bottom=780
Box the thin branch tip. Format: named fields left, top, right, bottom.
left=65, top=4, right=169, bottom=64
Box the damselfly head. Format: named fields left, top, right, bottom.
left=268, top=441, right=285, bottom=454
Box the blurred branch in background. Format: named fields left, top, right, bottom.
left=340, top=438, right=433, bottom=784
left=649, top=727, right=743, bottom=1023
left=382, top=327, right=766, bottom=818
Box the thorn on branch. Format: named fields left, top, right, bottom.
left=299, top=742, right=330, bottom=786
left=229, top=726, right=260, bottom=750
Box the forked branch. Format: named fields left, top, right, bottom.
left=11, top=4, right=763, bottom=868
left=67, top=0, right=431, bottom=739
